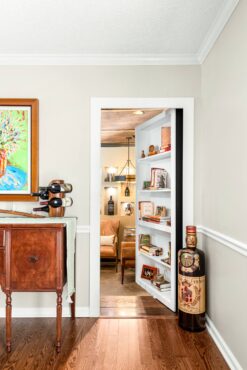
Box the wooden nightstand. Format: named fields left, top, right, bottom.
left=0, top=223, right=74, bottom=353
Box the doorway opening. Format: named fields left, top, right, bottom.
left=100, top=109, right=166, bottom=317
left=90, top=98, right=194, bottom=317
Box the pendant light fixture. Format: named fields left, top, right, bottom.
left=115, top=137, right=135, bottom=197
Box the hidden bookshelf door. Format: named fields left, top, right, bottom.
left=135, top=109, right=183, bottom=312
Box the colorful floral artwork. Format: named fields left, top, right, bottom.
left=0, top=107, right=30, bottom=193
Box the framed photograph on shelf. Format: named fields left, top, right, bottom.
left=0, top=99, right=39, bottom=201
left=155, top=206, right=167, bottom=217
left=141, top=264, right=158, bottom=281
left=138, top=201, right=154, bottom=219
left=150, top=168, right=168, bottom=189
left=120, top=202, right=134, bottom=216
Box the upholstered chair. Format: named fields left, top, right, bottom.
left=100, top=219, right=120, bottom=271
left=120, top=241, right=135, bottom=284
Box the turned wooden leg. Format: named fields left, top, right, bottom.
left=121, top=259, right=125, bottom=284
left=56, top=292, right=62, bottom=353
left=6, top=291, right=12, bottom=353
left=116, top=256, right=118, bottom=272
left=70, top=293, right=75, bottom=320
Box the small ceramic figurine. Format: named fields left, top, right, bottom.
left=141, top=150, right=145, bottom=158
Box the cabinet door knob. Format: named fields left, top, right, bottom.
left=28, top=255, right=39, bottom=263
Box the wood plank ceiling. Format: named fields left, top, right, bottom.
left=101, top=109, right=163, bottom=146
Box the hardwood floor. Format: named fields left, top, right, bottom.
left=101, top=296, right=175, bottom=318
left=0, top=317, right=229, bottom=369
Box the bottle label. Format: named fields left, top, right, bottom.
left=178, top=275, right=205, bottom=314
left=186, top=234, right=197, bottom=247
left=179, top=250, right=200, bottom=273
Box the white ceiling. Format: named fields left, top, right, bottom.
left=0, top=0, right=239, bottom=65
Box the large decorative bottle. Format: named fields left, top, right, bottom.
left=108, top=196, right=114, bottom=215
left=178, top=226, right=206, bottom=331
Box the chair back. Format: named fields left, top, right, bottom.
left=100, top=219, right=120, bottom=236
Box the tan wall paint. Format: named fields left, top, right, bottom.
left=0, top=65, right=201, bottom=312
left=198, top=0, right=247, bottom=367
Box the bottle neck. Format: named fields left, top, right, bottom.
left=186, top=234, right=197, bottom=249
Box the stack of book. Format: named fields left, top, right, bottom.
left=142, top=215, right=170, bottom=224
left=140, top=244, right=163, bottom=256
left=151, top=279, right=171, bottom=292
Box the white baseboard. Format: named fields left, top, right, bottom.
left=0, top=306, right=90, bottom=318
left=206, top=315, right=242, bottom=370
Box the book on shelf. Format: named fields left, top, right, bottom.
left=151, top=279, right=171, bottom=292
left=140, top=245, right=163, bottom=256
left=161, top=127, right=171, bottom=152
left=142, top=215, right=171, bottom=224
left=159, top=146, right=171, bottom=153
left=139, top=234, right=151, bottom=246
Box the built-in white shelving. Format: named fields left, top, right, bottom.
left=139, top=251, right=171, bottom=268
left=138, top=220, right=171, bottom=233
left=135, top=109, right=182, bottom=312
left=137, top=277, right=171, bottom=306
left=138, top=189, right=171, bottom=193
left=138, top=151, right=171, bottom=163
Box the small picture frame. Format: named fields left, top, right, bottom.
left=138, top=201, right=154, bottom=219
left=141, top=264, right=158, bottom=281
left=155, top=206, right=167, bottom=217
left=120, top=202, right=134, bottom=216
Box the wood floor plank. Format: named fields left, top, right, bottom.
left=0, top=317, right=229, bottom=370
left=116, top=319, right=130, bottom=370
left=101, top=319, right=118, bottom=370
left=137, top=318, right=155, bottom=370
left=128, top=319, right=141, bottom=370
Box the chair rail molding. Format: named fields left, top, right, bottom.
left=197, top=225, right=247, bottom=257
left=206, top=315, right=243, bottom=370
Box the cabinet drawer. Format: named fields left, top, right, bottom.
left=10, top=228, right=59, bottom=290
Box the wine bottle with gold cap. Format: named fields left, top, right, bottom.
left=178, top=226, right=206, bottom=331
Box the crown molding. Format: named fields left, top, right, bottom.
left=0, top=0, right=239, bottom=66
left=0, top=53, right=198, bottom=66
left=197, top=0, right=239, bottom=64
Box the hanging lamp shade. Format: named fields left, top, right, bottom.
left=115, top=137, right=135, bottom=182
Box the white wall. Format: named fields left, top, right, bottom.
left=0, top=65, right=201, bottom=314
left=198, top=0, right=247, bottom=368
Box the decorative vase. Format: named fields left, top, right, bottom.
left=0, top=149, right=7, bottom=178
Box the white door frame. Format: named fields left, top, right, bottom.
left=90, top=97, right=194, bottom=317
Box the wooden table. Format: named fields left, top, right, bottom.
left=0, top=223, right=75, bottom=353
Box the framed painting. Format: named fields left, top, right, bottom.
left=0, top=99, right=39, bottom=201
